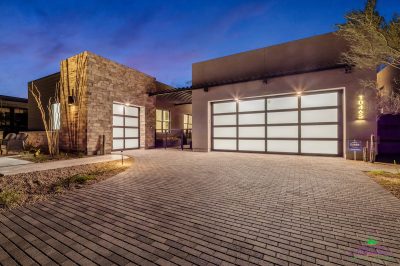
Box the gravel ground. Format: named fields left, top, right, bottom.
left=0, top=158, right=133, bottom=211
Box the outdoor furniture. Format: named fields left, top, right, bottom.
left=0, top=133, right=17, bottom=155
left=7, top=132, right=29, bottom=154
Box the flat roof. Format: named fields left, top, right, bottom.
left=0, top=95, right=28, bottom=103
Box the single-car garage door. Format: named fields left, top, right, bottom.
left=112, top=103, right=140, bottom=151
left=211, top=91, right=342, bottom=156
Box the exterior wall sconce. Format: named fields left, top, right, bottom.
left=357, top=95, right=365, bottom=120
left=68, top=95, right=76, bottom=106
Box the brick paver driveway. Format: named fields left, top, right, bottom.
left=1, top=150, right=400, bottom=266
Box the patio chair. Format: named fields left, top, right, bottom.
left=0, top=133, right=17, bottom=155
left=7, top=132, right=29, bottom=154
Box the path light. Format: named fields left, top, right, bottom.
left=121, top=150, right=124, bottom=165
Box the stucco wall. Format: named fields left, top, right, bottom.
left=85, top=52, right=157, bottom=155
left=28, top=73, right=60, bottom=131
left=192, top=68, right=377, bottom=158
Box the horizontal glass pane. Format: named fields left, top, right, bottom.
left=301, top=92, right=338, bottom=108
left=214, top=127, right=236, bottom=138
left=239, top=99, right=265, bottom=112
left=213, top=102, right=236, bottom=114
left=156, top=121, right=162, bottom=130
left=189, top=116, right=192, bottom=123
left=125, top=106, right=139, bottom=116
left=113, top=116, right=124, bottom=126
left=238, top=113, right=264, bottom=125
left=125, top=128, right=139, bottom=138
left=267, top=111, right=298, bottom=124
left=214, top=115, right=237, bottom=126
left=163, top=110, right=170, bottom=120
left=239, top=140, right=265, bottom=151
left=156, top=110, right=163, bottom=121
left=163, top=122, right=170, bottom=130
left=301, top=140, right=338, bottom=154
left=267, top=140, right=298, bottom=153
left=113, top=104, right=124, bottom=115
left=125, top=139, right=139, bottom=149
left=267, top=96, right=298, bottom=110
left=125, top=117, right=138, bottom=127
left=301, top=125, right=338, bottom=138
left=113, top=139, right=124, bottom=150
left=113, top=128, right=123, bottom=138
left=184, top=115, right=188, bottom=123
left=239, top=127, right=265, bottom=138
left=267, top=126, right=298, bottom=138
left=213, top=139, right=236, bottom=150
left=301, top=109, right=338, bottom=123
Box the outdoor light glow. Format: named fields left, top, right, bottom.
left=357, top=95, right=365, bottom=120
left=296, top=91, right=302, bottom=96
left=234, top=98, right=240, bottom=102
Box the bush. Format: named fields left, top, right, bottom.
left=0, top=189, right=23, bottom=208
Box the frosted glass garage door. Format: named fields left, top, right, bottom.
left=211, top=91, right=342, bottom=155
left=112, top=103, right=140, bottom=150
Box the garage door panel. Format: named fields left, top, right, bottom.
left=113, top=128, right=124, bottom=138
left=214, top=127, right=236, bottom=138
left=125, top=117, right=139, bottom=127
left=267, top=140, right=298, bottom=153
left=301, top=140, right=338, bottom=154
left=213, top=102, right=236, bottom=114
left=301, top=125, right=338, bottom=138
left=267, top=126, right=298, bottom=138
left=238, top=113, right=264, bottom=125
left=267, top=111, right=298, bottom=124
left=239, top=127, right=265, bottom=138
left=239, top=140, right=265, bottom=151
left=125, top=128, right=139, bottom=138
left=113, top=116, right=124, bottom=126
left=125, top=106, right=139, bottom=116
left=214, top=139, right=236, bottom=150
left=125, top=139, right=139, bottom=149
left=214, top=115, right=236, bottom=125
left=301, top=109, right=338, bottom=123
left=267, top=96, right=297, bottom=110
left=113, top=104, right=124, bottom=115
left=301, top=92, right=338, bottom=108
left=113, top=139, right=124, bottom=150
left=239, top=99, right=265, bottom=112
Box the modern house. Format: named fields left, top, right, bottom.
left=0, top=95, right=28, bottom=138
left=27, top=33, right=398, bottom=159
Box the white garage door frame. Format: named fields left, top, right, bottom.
left=211, top=90, right=343, bottom=156
left=112, top=102, right=140, bottom=151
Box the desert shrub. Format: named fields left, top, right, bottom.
left=0, top=188, right=23, bottom=208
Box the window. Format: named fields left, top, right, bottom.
left=51, top=103, right=61, bottom=130
left=156, top=109, right=170, bottom=132
left=184, top=114, right=192, bottom=130
left=0, top=108, right=11, bottom=126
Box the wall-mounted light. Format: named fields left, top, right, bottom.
left=234, top=97, right=240, bottom=102
left=68, top=95, right=76, bottom=106
left=357, top=95, right=365, bottom=120
left=296, top=91, right=302, bottom=96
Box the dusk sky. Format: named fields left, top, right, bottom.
left=0, top=0, right=399, bottom=98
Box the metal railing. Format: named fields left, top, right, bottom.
left=155, top=129, right=192, bottom=150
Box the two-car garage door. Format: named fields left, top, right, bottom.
left=211, top=91, right=342, bottom=156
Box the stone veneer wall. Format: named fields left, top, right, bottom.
left=59, top=53, right=89, bottom=153
left=85, top=52, right=157, bottom=155
left=21, top=131, right=48, bottom=150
